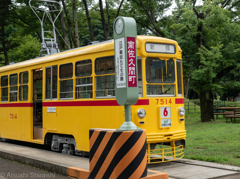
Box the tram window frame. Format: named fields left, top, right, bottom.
left=10, top=73, right=18, bottom=102
left=147, top=84, right=175, bottom=97
left=146, top=58, right=175, bottom=83
left=75, top=59, right=92, bottom=77
left=75, top=59, right=93, bottom=99
left=146, top=58, right=175, bottom=97
left=76, top=77, right=93, bottom=99
left=95, top=56, right=115, bottom=98
left=46, top=65, right=58, bottom=100
left=177, top=60, right=183, bottom=97
left=138, top=58, right=143, bottom=97
left=59, top=63, right=73, bottom=100
left=95, top=56, right=115, bottom=75
left=19, top=71, right=28, bottom=101
left=1, top=75, right=8, bottom=102
left=19, top=71, right=28, bottom=84
left=59, top=63, right=73, bottom=79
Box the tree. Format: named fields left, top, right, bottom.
left=99, top=0, right=109, bottom=40
left=0, top=0, right=12, bottom=65
left=61, top=0, right=76, bottom=48
left=171, top=0, right=240, bottom=122
left=73, top=0, right=79, bottom=47
left=8, top=35, right=41, bottom=62
left=57, top=2, right=71, bottom=50
left=83, top=0, right=94, bottom=42
left=127, top=0, right=172, bottom=37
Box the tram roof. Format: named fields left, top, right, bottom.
left=0, top=35, right=178, bottom=73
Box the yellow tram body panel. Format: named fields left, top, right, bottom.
left=0, top=36, right=185, bottom=163
left=0, top=105, right=32, bottom=140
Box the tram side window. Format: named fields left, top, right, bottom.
left=19, top=72, right=28, bottom=101
left=46, top=66, right=58, bottom=99
left=95, top=56, right=115, bottom=75
left=59, top=63, right=73, bottom=99
left=177, top=60, right=183, bottom=97
left=1, top=75, right=8, bottom=102
left=95, top=56, right=115, bottom=98
left=10, top=74, right=18, bottom=102
left=75, top=60, right=92, bottom=99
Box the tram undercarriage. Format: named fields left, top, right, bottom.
left=48, top=134, right=185, bottom=164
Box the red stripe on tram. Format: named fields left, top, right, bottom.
left=43, top=99, right=149, bottom=107
left=0, top=103, right=33, bottom=107
left=175, top=98, right=184, bottom=104
left=0, top=99, right=149, bottom=108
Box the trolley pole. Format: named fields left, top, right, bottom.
left=114, top=16, right=139, bottom=130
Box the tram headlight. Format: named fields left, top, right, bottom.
left=137, top=109, right=146, bottom=119
left=179, top=107, right=185, bottom=116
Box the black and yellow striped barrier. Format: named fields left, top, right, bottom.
left=67, top=128, right=168, bottom=179
left=88, top=129, right=147, bottom=179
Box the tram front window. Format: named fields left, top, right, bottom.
left=146, top=58, right=175, bottom=96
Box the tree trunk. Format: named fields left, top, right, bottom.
left=83, top=0, right=94, bottom=42
left=59, top=11, right=71, bottom=49
left=73, top=0, right=79, bottom=47
left=61, top=0, right=75, bottom=48
left=184, top=78, right=190, bottom=99
left=106, top=0, right=110, bottom=39
left=99, top=0, right=109, bottom=40
left=199, top=90, right=214, bottom=122
left=1, top=25, right=9, bottom=65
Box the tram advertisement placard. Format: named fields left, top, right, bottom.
left=127, top=37, right=137, bottom=87
left=115, top=37, right=126, bottom=88
left=161, top=119, right=171, bottom=127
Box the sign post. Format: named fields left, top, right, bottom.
left=114, top=16, right=139, bottom=130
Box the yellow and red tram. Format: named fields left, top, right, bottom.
left=0, top=35, right=185, bottom=163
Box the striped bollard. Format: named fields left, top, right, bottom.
left=88, top=129, right=147, bottom=179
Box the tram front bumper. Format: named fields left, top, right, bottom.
left=146, top=131, right=186, bottom=164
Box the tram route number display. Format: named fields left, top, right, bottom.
left=160, top=107, right=171, bottom=118
left=160, top=107, right=171, bottom=127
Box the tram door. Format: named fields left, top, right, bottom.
left=32, top=69, right=43, bottom=140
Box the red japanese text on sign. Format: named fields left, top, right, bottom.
left=127, top=37, right=137, bottom=87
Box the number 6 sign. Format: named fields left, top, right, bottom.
left=160, top=107, right=171, bottom=118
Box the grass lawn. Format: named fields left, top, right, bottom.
left=184, top=101, right=240, bottom=167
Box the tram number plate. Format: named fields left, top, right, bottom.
left=10, top=113, right=17, bottom=119
left=156, top=99, right=172, bottom=105
left=161, top=119, right=171, bottom=127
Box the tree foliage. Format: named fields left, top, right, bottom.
left=170, top=0, right=240, bottom=121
